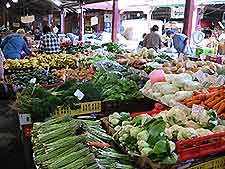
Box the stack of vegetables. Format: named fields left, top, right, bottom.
left=108, top=112, right=178, bottom=165
left=181, top=86, right=225, bottom=119
left=32, top=116, right=135, bottom=169
left=6, top=69, right=61, bottom=87
left=162, top=59, right=222, bottom=75
left=141, top=73, right=203, bottom=107
left=4, top=54, right=79, bottom=70
left=16, top=70, right=143, bottom=121
left=52, top=67, right=95, bottom=81
left=107, top=107, right=225, bottom=166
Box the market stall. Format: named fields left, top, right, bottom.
left=2, top=40, right=224, bottom=169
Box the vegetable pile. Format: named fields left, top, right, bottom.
left=7, top=69, right=60, bottom=87
left=181, top=86, right=225, bottom=119
left=141, top=73, right=202, bottom=107
left=32, top=116, right=135, bottom=169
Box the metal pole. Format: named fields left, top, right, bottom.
left=112, top=0, right=119, bottom=42
left=79, top=1, right=84, bottom=41
left=60, top=9, right=65, bottom=33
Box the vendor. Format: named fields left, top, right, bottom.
left=166, top=30, right=192, bottom=56
left=0, top=29, right=33, bottom=59
left=143, top=25, right=162, bottom=51
left=0, top=49, right=5, bottom=81
left=39, top=25, right=60, bottom=54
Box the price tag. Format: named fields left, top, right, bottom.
left=18, top=114, right=32, bottom=125
left=192, top=104, right=205, bottom=114
left=193, top=70, right=207, bottom=83
left=77, top=60, right=80, bottom=67
left=216, top=75, right=225, bottom=86
left=46, top=66, right=50, bottom=76
left=29, top=78, right=37, bottom=84
left=74, top=89, right=85, bottom=100
left=62, top=74, right=66, bottom=82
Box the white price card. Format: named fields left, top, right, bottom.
left=18, top=114, right=32, bottom=125
left=29, top=78, right=37, bottom=84
left=193, top=70, right=207, bottom=83
left=74, top=89, right=85, bottom=100
left=192, top=104, right=205, bottom=114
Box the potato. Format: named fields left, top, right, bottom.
left=177, top=68, right=186, bottom=73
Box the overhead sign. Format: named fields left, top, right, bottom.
left=21, top=15, right=35, bottom=23
left=104, top=14, right=112, bottom=23
left=171, top=6, right=185, bottom=19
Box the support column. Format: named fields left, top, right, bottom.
left=183, top=0, right=196, bottom=37
left=60, top=9, right=65, bottom=33
left=146, top=7, right=155, bottom=33
left=112, top=0, right=119, bottom=42
left=79, top=2, right=84, bottom=42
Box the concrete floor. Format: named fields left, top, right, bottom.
left=0, top=100, right=26, bottom=169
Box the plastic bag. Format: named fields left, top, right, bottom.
left=149, top=70, right=166, bottom=84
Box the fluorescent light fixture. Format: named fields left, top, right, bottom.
left=12, top=0, right=18, bottom=3
left=51, top=0, right=62, bottom=6
left=6, top=2, right=11, bottom=8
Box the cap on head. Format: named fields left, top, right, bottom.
left=166, top=30, right=175, bottom=36
left=16, top=29, right=26, bottom=35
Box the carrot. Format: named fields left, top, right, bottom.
left=219, top=113, right=225, bottom=120
left=207, top=97, right=224, bottom=108
left=217, top=101, right=225, bottom=115
left=204, top=94, right=219, bottom=105
left=87, top=141, right=111, bottom=149
left=205, top=92, right=218, bottom=99
left=200, top=102, right=208, bottom=109
left=213, top=100, right=224, bottom=110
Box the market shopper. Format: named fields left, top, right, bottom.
left=166, top=30, right=192, bottom=56
left=39, top=25, right=60, bottom=54
left=139, top=33, right=147, bottom=47
left=0, top=29, right=32, bottom=59
left=34, top=27, right=42, bottom=41
left=143, top=25, right=162, bottom=51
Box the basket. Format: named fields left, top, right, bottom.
left=52, top=101, right=101, bottom=117
left=190, top=156, right=225, bottom=169
left=176, top=132, right=225, bottom=162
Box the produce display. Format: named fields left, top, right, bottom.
left=4, top=54, right=80, bottom=70
left=3, top=42, right=225, bottom=169
left=162, top=59, right=222, bottom=74
left=181, top=86, right=225, bottom=119
left=6, top=69, right=60, bottom=87
left=107, top=106, right=224, bottom=165
left=141, top=73, right=203, bottom=107
left=32, top=117, right=135, bottom=169
left=52, top=67, right=95, bottom=81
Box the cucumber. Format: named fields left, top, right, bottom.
left=49, top=147, right=90, bottom=169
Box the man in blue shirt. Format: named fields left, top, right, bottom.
left=0, top=29, right=32, bottom=59
left=166, top=30, right=192, bottom=55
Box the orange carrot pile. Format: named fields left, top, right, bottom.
left=181, top=86, right=225, bottom=119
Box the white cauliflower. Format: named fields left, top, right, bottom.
left=185, top=120, right=201, bottom=129
left=165, top=125, right=183, bottom=140
left=196, top=128, right=213, bottom=137
left=212, top=125, right=225, bottom=133
left=177, top=128, right=198, bottom=140
left=166, top=108, right=187, bottom=126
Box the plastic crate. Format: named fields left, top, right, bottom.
left=190, top=156, right=225, bottom=169
left=52, top=101, right=101, bottom=117
left=176, top=132, right=225, bottom=162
